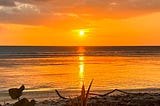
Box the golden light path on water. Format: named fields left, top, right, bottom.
left=77, top=46, right=86, bottom=87
left=79, top=56, right=85, bottom=87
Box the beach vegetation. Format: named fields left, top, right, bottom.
left=70, top=79, right=93, bottom=106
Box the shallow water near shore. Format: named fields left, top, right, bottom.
left=0, top=46, right=160, bottom=103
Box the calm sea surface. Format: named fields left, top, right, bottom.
left=0, top=46, right=160, bottom=102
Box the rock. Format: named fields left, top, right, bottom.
left=8, top=85, right=25, bottom=100
left=13, top=98, right=35, bottom=106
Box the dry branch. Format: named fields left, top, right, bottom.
left=55, top=90, right=68, bottom=99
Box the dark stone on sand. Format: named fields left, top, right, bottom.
left=13, top=98, right=35, bottom=106
left=8, top=85, right=25, bottom=100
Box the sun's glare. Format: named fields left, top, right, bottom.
left=79, top=30, right=85, bottom=36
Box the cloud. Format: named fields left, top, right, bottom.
left=0, top=1, right=42, bottom=24
left=71, top=0, right=160, bottom=18
left=0, top=0, right=160, bottom=25
left=0, top=0, right=15, bottom=7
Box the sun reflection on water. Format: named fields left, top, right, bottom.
left=77, top=46, right=86, bottom=56
left=79, top=56, right=85, bottom=87
left=78, top=47, right=85, bottom=87
left=79, top=63, right=84, bottom=74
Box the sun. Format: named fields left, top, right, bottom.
left=79, top=30, right=85, bottom=36
left=72, top=29, right=88, bottom=37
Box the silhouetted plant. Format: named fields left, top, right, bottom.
left=70, top=79, right=93, bottom=106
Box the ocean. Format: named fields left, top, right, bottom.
left=0, top=46, right=160, bottom=103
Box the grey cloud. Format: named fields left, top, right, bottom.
left=0, top=1, right=42, bottom=25
left=0, top=0, right=15, bottom=6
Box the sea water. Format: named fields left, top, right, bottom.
left=0, top=46, right=160, bottom=103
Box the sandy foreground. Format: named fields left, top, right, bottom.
left=36, top=93, right=160, bottom=106
left=2, top=89, right=160, bottom=106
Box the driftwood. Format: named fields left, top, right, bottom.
left=55, top=90, right=68, bottom=99
left=90, top=89, right=130, bottom=97
left=55, top=89, right=130, bottom=99
left=101, top=89, right=130, bottom=96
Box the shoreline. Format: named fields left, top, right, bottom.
left=1, top=88, right=160, bottom=106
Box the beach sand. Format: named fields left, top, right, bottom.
left=2, top=89, right=160, bottom=106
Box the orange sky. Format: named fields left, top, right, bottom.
left=0, top=0, right=160, bottom=46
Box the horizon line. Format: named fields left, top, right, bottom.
left=0, top=45, right=160, bottom=47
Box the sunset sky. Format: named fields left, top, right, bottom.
left=0, top=0, right=160, bottom=46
